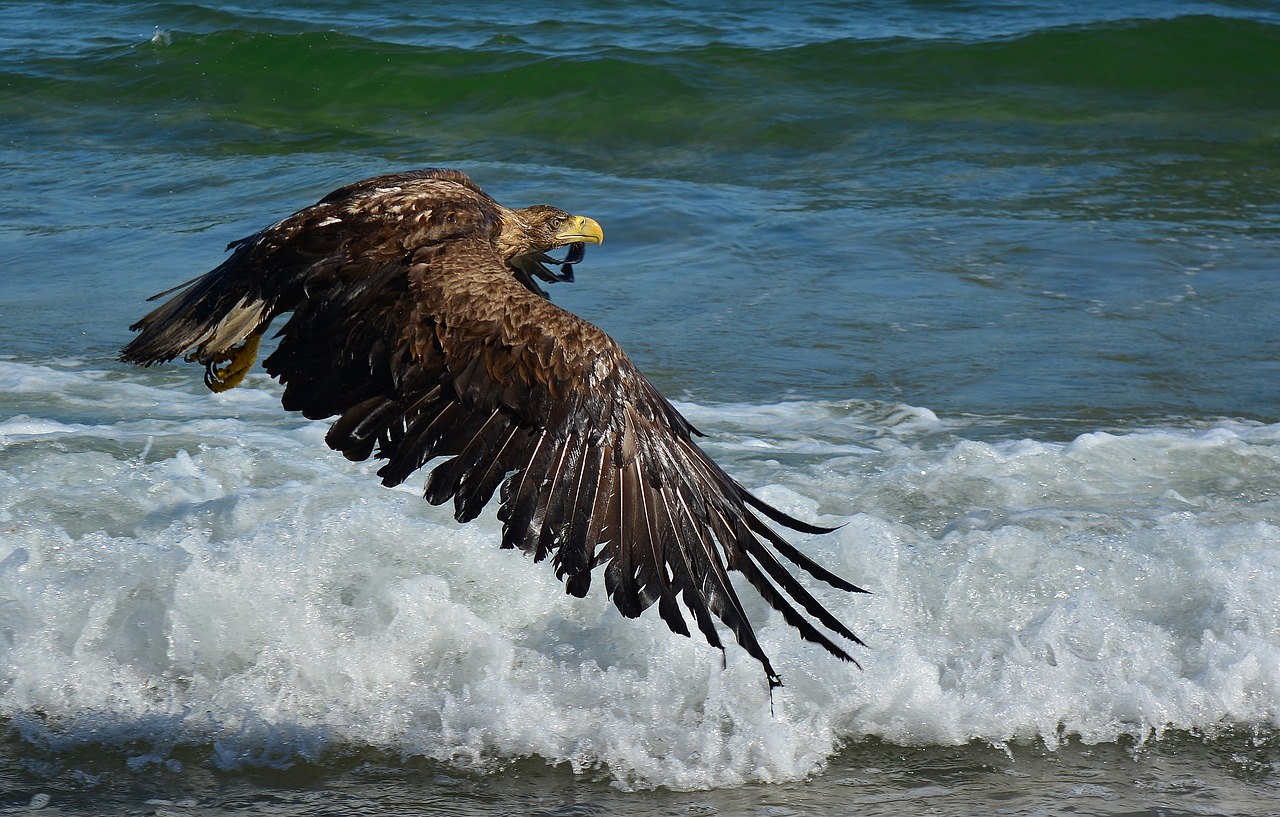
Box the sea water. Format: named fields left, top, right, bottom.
left=2, top=1, right=1279, bottom=814
left=3, top=363, right=1279, bottom=811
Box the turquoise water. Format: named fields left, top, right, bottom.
left=6, top=2, right=1279, bottom=425
left=2, top=1, right=1280, bottom=814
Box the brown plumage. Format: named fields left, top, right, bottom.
left=121, top=168, right=866, bottom=688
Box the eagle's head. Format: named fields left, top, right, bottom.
left=504, top=205, right=604, bottom=297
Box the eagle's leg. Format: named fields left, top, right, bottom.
left=198, top=325, right=266, bottom=393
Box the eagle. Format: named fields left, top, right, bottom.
left=121, top=168, right=866, bottom=688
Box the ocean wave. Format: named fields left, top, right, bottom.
left=2, top=360, right=1278, bottom=788
left=7, top=14, right=1277, bottom=157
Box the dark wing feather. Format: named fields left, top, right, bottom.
left=262, top=234, right=864, bottom=687
left=120, top=170, right=499, bottom=370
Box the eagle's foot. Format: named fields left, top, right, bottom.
left=200, top=329, right=264, bottom=393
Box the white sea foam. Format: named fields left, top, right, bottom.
left=1, top=360, right=1278, bottom=789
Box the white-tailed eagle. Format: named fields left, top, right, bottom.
left=121, top=168, right=866, bottom=687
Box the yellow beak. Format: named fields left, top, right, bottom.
left=556, top=215, right=604, bottom=245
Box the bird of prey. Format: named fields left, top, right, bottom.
left=121, top=168, right=866, bottom=687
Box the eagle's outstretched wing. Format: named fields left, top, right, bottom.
left=120, top=171, right=477, bottom=384
left=263, top=233, right=865, bottom=687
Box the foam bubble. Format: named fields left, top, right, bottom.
left=1, top=360, right=1278, bottom=789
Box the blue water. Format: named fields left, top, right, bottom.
left=2, top=1, right=1280, bottom=814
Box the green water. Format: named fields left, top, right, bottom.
left=4, top=7, right=1279, bottom=426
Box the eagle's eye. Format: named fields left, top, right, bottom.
left=547, top=216, right=564, bottom=232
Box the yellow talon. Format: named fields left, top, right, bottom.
left=203, top=327, right=265, bottom=393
